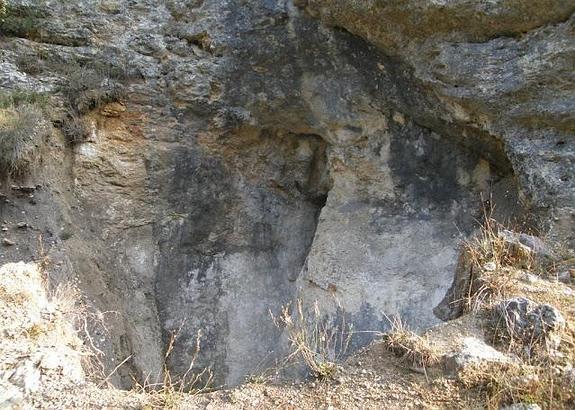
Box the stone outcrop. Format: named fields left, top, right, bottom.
left=0, top=0, right=573, bottom=387
left=444, top=337, right=514, bottom=376
left=494, top=297, right=565, bottom=349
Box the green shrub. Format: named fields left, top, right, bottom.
left=0, top=104, right=50, bottom=176
left=59, top=63, right=125, bottom=114
left=62, top=114, right=90, bottom=144
left=0, top=4, right=48, bottom=40
left=0, top=90, right=49, bottom=110
left=15, top=53, right=46, bottom=75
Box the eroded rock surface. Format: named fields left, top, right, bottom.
left=0, top=0, right=573, bottom=387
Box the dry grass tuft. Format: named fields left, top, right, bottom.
left=60, top=63, right=125, bottom=115
left=61, top=113, right=91, bottom=144
left=460, top=360, right=575, bottom=409
left=0, top=103, right=50, bottom=176
left=453, top=205, right=575, bottom=408
left=383, top=317, right=440, bottom=370
left=272, top=299, right=353, bottom=380
left=461, top=214, right=531, bottom=313
left=133, top=326, right=213, bottom=409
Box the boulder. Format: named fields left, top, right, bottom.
left=498, top=230, right=555, bottom=267
left=494, top=298, right=565, bottom=348
left=444, top=337, right=512, bottom=375
left=8, top=360, right=41, bottom=394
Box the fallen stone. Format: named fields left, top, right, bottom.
left=557, top=270, right=572, bottom=284
left=100, top=102, right=126, bottom=117
left=10, top=185, right=36, bottom=194
left=494, top=297, right=565, bottom=347
left=482, top=261, right=497, bottom=272
left=499, top=230, right=555, bottom=266
left=2, top=238, right=15, bottom=246
left=39, top=352, right=61, bottom=371
left=520, top=271, right=538, bottom=284
left=444, top=337, right=512, bottom=375
left=528, top=304, right=565, bottom=335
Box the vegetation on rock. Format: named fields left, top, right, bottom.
left=0, top=101, right=49, bottom=176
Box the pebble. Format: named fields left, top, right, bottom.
left=557, top=270, right=572, bottom=284
left=2, top=238, right=15, bottom=246
left=483, top=261, right=496, bottom=271
left=520, top=271, right=538, bottom=283
left=40, top=353, right=61, bottom=371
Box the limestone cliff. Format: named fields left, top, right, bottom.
left=0, top=0, right=572, bottom=388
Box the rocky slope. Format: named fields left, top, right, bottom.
left=0, top=0, right=573, bottom=394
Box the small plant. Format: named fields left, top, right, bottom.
left=272, top=298, right=353, bottom=380
left=245, top=374, right=269, bottom=385
left=15, top=53, right=46, bottom=75
left=133, top=326, right=213, bottom=409
left=460, top=212, right=531, bottom=312
left=383, top=316, right=440, bottom=371
left=0, top=3, right=48, bottom=40
left=0, top=103, right=50, bottom=176
left=62, top=114, right=90, bottom=144
left=60, top=63, right=125, bottom=115
left=0, top=90, right=50, bottom=110
left=0, top=1, right=6, bottom=20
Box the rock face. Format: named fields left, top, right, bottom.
left=0, top=0, right=572, bottom=387
left=301, top=0, right=575, bottom=246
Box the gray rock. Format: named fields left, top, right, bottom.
left=444, top=337, right=512, bottom=375
left=498, top=230, right=555, bottom=266
left=494, top=298, right=565, bottom=346
left=302, top=0, right=575, bottom=250
left=2, top=238, right=15, bottom=246
left=519, top=271, right=539, bottom=284
left=557, top=270, right=572, bottom=284
left=528, top=304, right=566, bottom=335
left=501, top=404, right=541, bottom=410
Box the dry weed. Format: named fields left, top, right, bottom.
left=272, top=299, right=353, bottom=380
left=460, top=360, right=574, bottom=409
left=133, top=325, right=213, bottom=409
left=383, top=317, right=440, bottom=371
left=461, top=211, right=533, bottom=312
left=0, top=103, right=50, bottom=176
left=455, top=204, right=575, bottom=408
